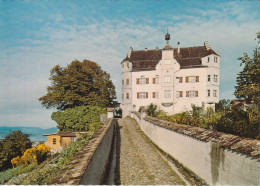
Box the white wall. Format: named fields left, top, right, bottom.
left=80, top=119, right=115, bottom=185
left=133, top=113, right=260, bottom=185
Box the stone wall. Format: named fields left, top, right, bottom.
left=132, top=112, right=260, bottom=185
left=51, top=118, right=115, bottom=185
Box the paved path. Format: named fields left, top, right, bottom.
left=115, top=117, right=185, bottom=185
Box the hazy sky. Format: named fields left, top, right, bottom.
left=0, top=0, right=259, bottom=128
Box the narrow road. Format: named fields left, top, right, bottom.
left=115, top=117, right=185, bottom=185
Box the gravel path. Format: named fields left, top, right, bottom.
left=116, top=117, right=185, bottom=185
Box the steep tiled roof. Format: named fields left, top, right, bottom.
left=122, top=45, right=219, bottom=71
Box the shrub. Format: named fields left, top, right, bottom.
left=0, top=164, right=37, bottom=184
left=213, top=107, right=259, bottom=139
left=11, top=144, right=50, bottom=167
left=51, top=105, right=106, bottom=132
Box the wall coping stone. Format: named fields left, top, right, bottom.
left=132, top=111, right=260, bottom=157
left=51, top=118, right=114, bottom=185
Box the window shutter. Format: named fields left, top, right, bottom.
left=185, top=76, right=189, bottom=83
left=136, top=78, right=139, bottom=84
left=196, top=76, right=199, bottom=82
left=146, top=92, right=148, bottom=98
left=153, top=92, right=155, bottom=98
left=180, top=77, right=183, bottom=83
left=196, top=91, right=198, bottom=97
left=146, top=78, right=149, bottom=84
left=137, top=92, right=139, bottom=98
left=186, top=91, right=189, bottom=97
left=180, top=91, right=183, bottom=97
left=153, top=78, right=155, bottom=84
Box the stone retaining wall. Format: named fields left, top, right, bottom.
left=132, top=112, right=260, bottom=185
left=51, top=118, right=115, bottom=185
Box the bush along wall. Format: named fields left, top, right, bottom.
left=51, top=105, right=106, bottom=132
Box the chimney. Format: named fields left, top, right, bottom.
left=127, top=47, right=133, bottom=58
left=177, top=42, right=180, bottom=54
left=145, top=47, right=148, bottom=51
left=204, top=41, right=211, bottom=50
left=156, top=47, right=159, bottom=50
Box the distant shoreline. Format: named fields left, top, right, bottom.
left=0, top=126, right=57, bottom=142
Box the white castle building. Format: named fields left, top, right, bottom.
left=121, top=32, right=220, bottom=117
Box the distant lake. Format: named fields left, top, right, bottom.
left=0, top=127, right=57, bottom=142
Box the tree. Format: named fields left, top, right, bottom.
left=39, top=59, right=116, bottom=111
left=0, top=130, right=31, bottom=171
left=215, top=99, right=231, bottom=114
left=51, top=105, right=106, bottom=132
left=234, top=34, right=260, bottom=104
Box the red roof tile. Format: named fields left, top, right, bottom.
left=122, top=45, right=219, bottom=71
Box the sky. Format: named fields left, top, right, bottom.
left=0, top=0, right=259, bottom=129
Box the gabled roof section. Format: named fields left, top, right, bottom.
left=122, top=45, right=219, bottom=71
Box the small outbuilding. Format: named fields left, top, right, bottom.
left=43, top=132, right=77, bottom=150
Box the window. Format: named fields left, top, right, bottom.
left=185, top=76, right=199, bottom=83
left=155, top=76, right=159, bottom=84
left=179, top=77, right=183, bottom=83
left=176, top=77, right=183, bottom=83
left=207, top=89, right=210, bottom=97
left=126, top=93, right=129, bottom=99
left=71, top=137, right=76, bottom=142
left=176, top=91, right=183, bottom=98
left=152, top=92, right=159, bottom=98
left=164, top=76, right=171, bottom=83
left=122, top=93, right=124, bottom=99
left=214, top=57, right=218, bottom=63
left=164, top=60, right=171, bottom=64
left=122, top=79, right=124, bottom=85
left=127, top=62, right=129, bottom=68
left=208, top=57, right=210, bottom=62
left=140, top=76, right=146, bottom=84
left=208, top=75, right=211, bottom=82
left=189, top=76, right=196, bottom=83
left=53, top=138, right=56, bottom=145
left=146, top=78, right=149, bottom=84
left=196, top=76, right=199, bottom=82
left=137, top=92, right=148, bottom=99
left=213, top=90, right=217, bottom=97
left=214, top=75, right=218, bottom=82
left=164, top=90, right=171, bottom=98
left=126, top=78, right=129, bottom=85
left=186, top=91, right=198, bottom=98
left=136, top=78, right=139, bottom=84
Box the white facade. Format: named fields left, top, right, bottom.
left=121, top=42, right=220, bottom=117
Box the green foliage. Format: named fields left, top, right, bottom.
left=215, top=99, right=231, bottom=114
left=0, top=164, right=37, bottom=184
left=234, top=46, right=260, bottom=104
left=214, top=106, right=259, bottom=139
left=39, top=59, right=117, bottom=111
left=56, top=138, right=85, bottom=167
left=156, top=101, right=259, bottom=139
left=0, top=130, right=31, bottom=171
left=17, top=165, right=59, bottom=185
left=146, top=103, right=162, bottom=117
left=51, top=105, right=106, bottom=132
